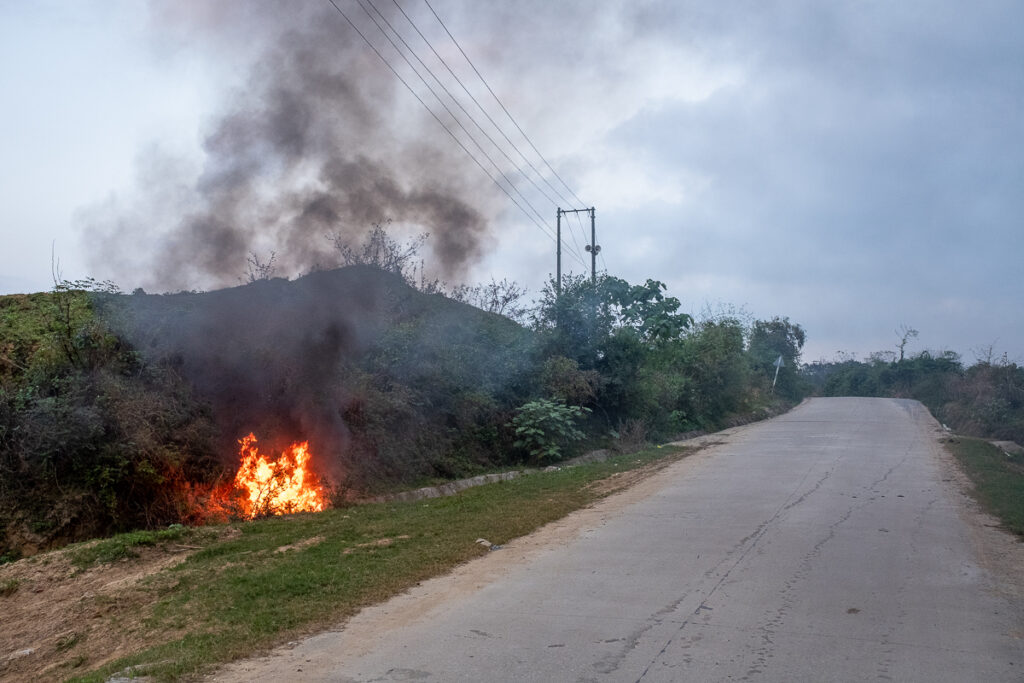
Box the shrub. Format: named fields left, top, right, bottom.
left=540, top=355, right=602, bottom=405
left=509, top=398, right=590, bottom=463
left=610, top=418, right=648, bottom=453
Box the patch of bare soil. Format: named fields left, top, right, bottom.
left=582, top=447, right=694, bottom=497
left=341, top=535, right=410, bottom=555
left=274, top=536, right=325, bottom=554
left=0, top=540, right=207, bottom=682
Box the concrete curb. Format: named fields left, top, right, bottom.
left=368, top=471, right=525, bottom=503
left=366, top=403, right=795, bottom=504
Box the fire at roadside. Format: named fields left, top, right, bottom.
left=230, top=433, right=327, bottom=519
left=0, top=264, right=539, bottom=559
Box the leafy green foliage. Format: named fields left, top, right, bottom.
left=681, top=318, right=751, bottom=421
left=2, top=259, right=806, bottom=561
left=602, top=277, right=693, bottom=344
left=748, top=316, right=807, bottom=400
left=509, top=398, right=591, bottom=463
left=526, top=274, right=802, bottom=439
left=540, top=355, right=602, bottom=405
left=0, top=284, right=219, bottom=558
left=532, top=273, right=693, bottom=366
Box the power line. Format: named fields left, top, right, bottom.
left=390, top=0, right=579, bottom=211
left=371, top=0, right=590, bottom=269
left=421, top=0, right=589, bottom=208
left=324, top=0, right=565, bottom=250
left=384, top=0, right=566, bottom=208
left=359, top=0, right=584, bottom=266
left=327, top=0, right=592, bottom=270
left=570, top=210, right=588, bottom=267
left=416, top=0, right=591, bottom=269
left=355, top=0, right=544, bottom=226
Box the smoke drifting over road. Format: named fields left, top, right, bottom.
left=84, top=0, right=492, bottom=291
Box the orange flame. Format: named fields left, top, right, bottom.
left=233, top=433, right=326, bottom=518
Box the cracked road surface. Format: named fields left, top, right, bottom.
left=215, top=398, right=1022, bottom=682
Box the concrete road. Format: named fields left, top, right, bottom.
left=217, top=398, right=1023, bottom=682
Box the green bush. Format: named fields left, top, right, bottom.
left=509, top=398, right=590, bottom=463
left=748, top=316, right=807, bottom=400
left=540, top=355, right=602, bottom=405
left=0, top=286, right=219, bottom=558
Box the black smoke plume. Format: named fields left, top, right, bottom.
left=83, top=0, right=495, bottom=291
left=75, top=1, right=528, bottom=488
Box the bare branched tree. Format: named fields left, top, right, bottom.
left=327, top=221, right=428, bottom=287
left=448, top=277, right=529, bottom=323
left=896, top=324, right=919, bottom=362
left=244, top=251, right=277, bottom=283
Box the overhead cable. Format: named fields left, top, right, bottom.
left=390, top=0, right=579, bottom=210
left=324, top=0, right=563, bottom=248
left=359, top=0, right=583, bottom=265
left=421, top=0, right=590, bottom=208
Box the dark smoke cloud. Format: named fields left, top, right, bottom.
left=83, top=0, right=493, bottom=291
left=106, top=265, right=401, bottom=484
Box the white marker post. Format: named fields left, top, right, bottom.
left=771, top=355, right=784, bottom=393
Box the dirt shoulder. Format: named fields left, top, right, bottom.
left=0, top=543, right=199, bottom=681
left=923, top=419, right=1024, bottom=601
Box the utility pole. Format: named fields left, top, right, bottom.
left=556, top=208, right=562, bottom=295
left=556, top=207, right=599, bottom=291
left=584, top=207, right=599, bottom=284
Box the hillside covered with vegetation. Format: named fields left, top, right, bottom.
left=1, top=237, right=809, bottom=560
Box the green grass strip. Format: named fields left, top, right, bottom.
left=69, top=526, right=192, bottom=569
left=72, top=444, right=689, bottom=682
left=947, top=437, right=1024, bottom=535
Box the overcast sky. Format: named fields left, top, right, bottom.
left=2, top=0, right=1021, bottom=364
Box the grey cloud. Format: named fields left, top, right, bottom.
left=73, top=0, right=1023, bottom=361
left=594, top=1, right=1024, bottom=359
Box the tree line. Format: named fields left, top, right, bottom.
left=803, top=341, right=1024, bottom=444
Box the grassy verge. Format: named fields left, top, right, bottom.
left=72, top=443, right=690, bottom=682
left=946, top=437, right=1024, bottom=535
left=69, top=526, right=195, bottom=569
